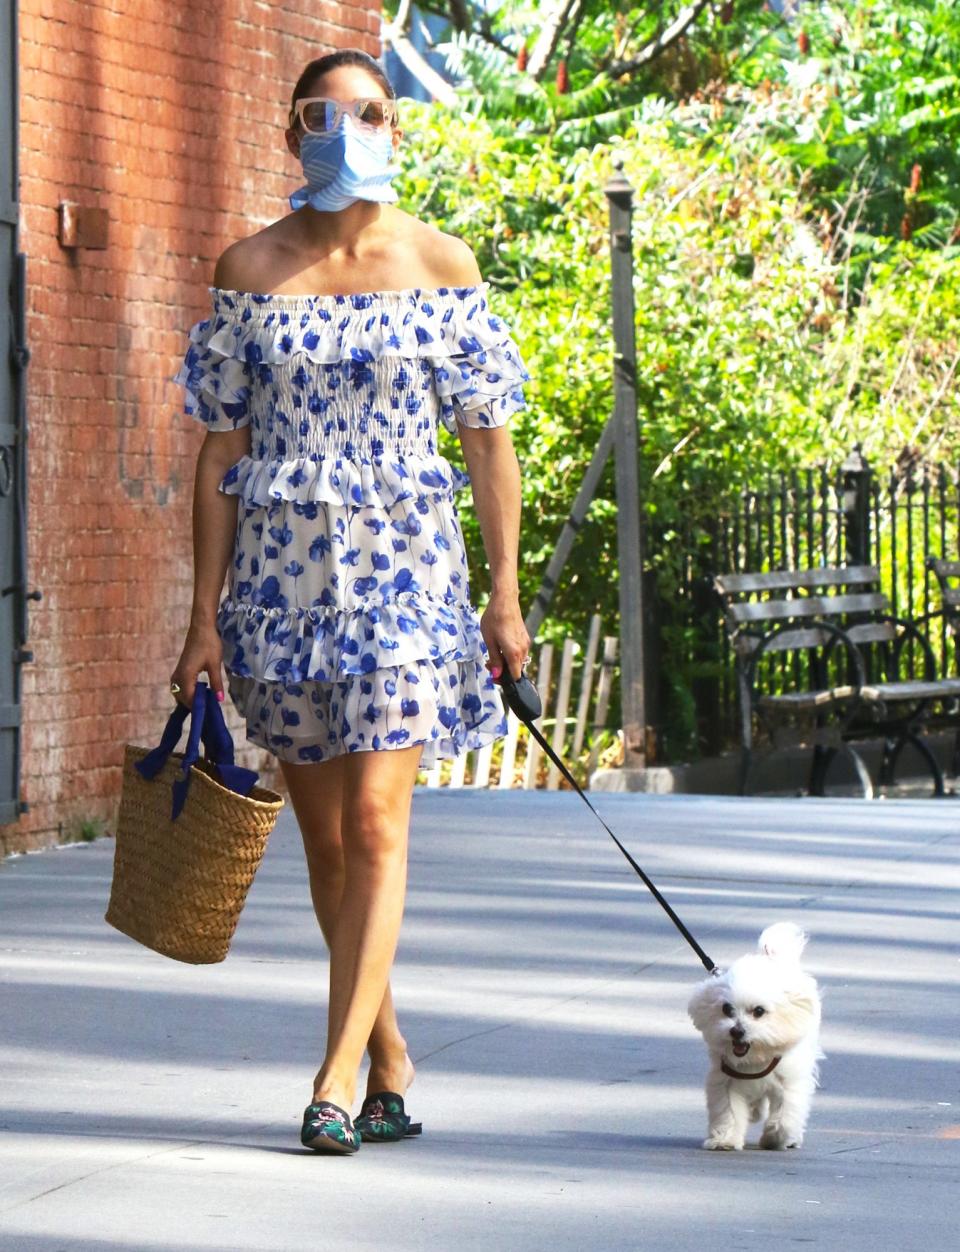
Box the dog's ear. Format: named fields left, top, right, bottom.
left=688, top=978, right=722, bottom=1032
left=759, top=922, right=808, bottom=961
left=783, top=985, right=820, bottom=1028
left=788, top=988, right=818, bottom=1015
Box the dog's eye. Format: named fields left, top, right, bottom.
left=752, top=1006, right=766, bottom=1019
left=722, top=1002, right=735, bottom=1018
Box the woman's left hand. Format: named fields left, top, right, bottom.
left=480, top=590, right=530, bottom=681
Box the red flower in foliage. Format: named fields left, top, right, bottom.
left=901, top=213, right=913, bottom=241
left=516, top=44, right=528, bottom=72
left=797, top=30, right=810, bottom=55
left=556, top=59, right=570, bottom=94
left=909, top=164, right=922, bottom=194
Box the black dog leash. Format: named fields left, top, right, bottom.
left=498, top=670, right=718, bottom=974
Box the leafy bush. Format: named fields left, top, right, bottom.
left=392, top=6, right=960, bottom=760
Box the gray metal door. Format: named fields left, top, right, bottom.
left=1, top=0, right=32, bottom=824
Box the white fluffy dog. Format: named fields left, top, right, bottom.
left=687, top=922, right=822, bottom=1151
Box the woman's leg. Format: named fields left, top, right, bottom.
left=279, top=745, right=422, bottom=1108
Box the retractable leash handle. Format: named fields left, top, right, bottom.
left=498, top=669, right=718, bottom=975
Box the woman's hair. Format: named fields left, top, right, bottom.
left=289, top=49, right=396, bottom=126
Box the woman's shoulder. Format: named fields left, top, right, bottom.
left=211, top=214, right=481, bottom=298
left=396, top=212, right=483, bottom=289
left=212, top=230, right=279, bottom=296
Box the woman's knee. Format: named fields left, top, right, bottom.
left=302, top=822, right=346, bottom=881
left=342, top=793, right=409, bottom=868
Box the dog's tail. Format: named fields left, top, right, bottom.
left=758, top=922, right=808, bottom=962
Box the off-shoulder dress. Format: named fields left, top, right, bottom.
left=172, top=283, right=529, bottom=766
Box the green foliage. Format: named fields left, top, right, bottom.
left=395, top=97, right=832, bottom=625
left=390, top=1, right=960, bottom=761
left=62, top=815, right=106, bottom=845
left=729, top=1, right=960, bottom=245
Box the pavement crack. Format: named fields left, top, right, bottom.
left=0, top=1140, right=196, bottom=1216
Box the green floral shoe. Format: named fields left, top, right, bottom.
left=354, top=1091, right=423, bottom=1143
left=300, top=1100, right=361, bottom=1154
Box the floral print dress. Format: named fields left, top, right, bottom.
left=173, top=284, right=529, bottom=767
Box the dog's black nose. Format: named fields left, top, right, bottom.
left=730, top=1024, right=745, bottom=1042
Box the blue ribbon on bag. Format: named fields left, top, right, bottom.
left=134, top=682, right=260, bottom=820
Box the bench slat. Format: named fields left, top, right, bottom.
left=734, top=619, right=897, bottom=656
left=716, top=566, right=879, bottom=595
left=861, top=679, right=960, bottom=702
left=928, top=559, right=960, bottom=579
left=758, top=686, right=856, bottom=712
left=728, top=592, right=887, bottom=625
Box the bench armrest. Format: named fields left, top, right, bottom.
left=740, top=616, right=867, bottom=708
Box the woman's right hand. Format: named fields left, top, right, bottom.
left=170, top=622, right=225, bottom=708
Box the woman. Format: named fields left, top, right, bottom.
left=170, top=48, right=530, bottom=1155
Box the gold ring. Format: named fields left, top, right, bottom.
left=169, top=681, right=181, bottom=695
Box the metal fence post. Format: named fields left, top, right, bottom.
left=842, top=444, right=871, bottom=567
left=605, top=161, right=646, bottom=767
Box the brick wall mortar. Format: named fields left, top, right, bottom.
left=2, top=0, right=383, bottom=856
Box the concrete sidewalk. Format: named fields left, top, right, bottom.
left=1, top=791, right=958, bottom=1251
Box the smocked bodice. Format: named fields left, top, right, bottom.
left=172, top=283, right=528, bottom=509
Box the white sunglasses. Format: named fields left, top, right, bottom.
left=290, top=97, right=399, bottom=135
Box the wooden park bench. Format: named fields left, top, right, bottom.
left=714, top=565, right=960, bottom=798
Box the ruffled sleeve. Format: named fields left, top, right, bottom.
left=432, top=309, right=530, bottom=434
left=171, top=306, right=253, bottom=431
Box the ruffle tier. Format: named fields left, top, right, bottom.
left=173, top=284, right=530, bottom=432
left=217, top=590, right=485, bottom=685
left=227, top=656, right=507, bottom=768
left=219, top=449, right=470, bottom=507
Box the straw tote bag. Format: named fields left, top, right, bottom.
left=106, top=682, right=284, bottom=964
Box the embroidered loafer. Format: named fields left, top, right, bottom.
left=301, top=1100, right=361, bottom=1154
left=354, top=1091, right=422, bottom=1143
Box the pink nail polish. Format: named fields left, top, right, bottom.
left=216, top=691, right=225, bottom=702
left=491, top=666, right=502, bottom=679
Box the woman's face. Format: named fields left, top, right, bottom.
left=285, top=64, right=402, bottom=161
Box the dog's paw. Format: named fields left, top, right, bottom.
left=703, top=1135, right=743, bottom=1151
left=759, top=1126, right=802, bottom=1151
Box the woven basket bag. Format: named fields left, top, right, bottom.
left=106, top=683, right=284, bottom=964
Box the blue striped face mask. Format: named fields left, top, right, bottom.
left=289, top=116, right=398, bottom=213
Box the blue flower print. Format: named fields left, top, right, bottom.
left=309, top=535, right=332, bottom=561
left=178, top=284, right=529, bottom=767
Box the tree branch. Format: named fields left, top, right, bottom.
left=606, top=0, right=712, bottom=79
left=447, top=0, right=472, bottom=32
left=383, top=3, right=458, bottom=106
left=527, top=1, right=582, bottom=80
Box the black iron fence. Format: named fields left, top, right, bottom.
left=647, top=446, right=960, bottom=760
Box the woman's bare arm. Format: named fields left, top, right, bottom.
left=171, top=426, right=250, bottom=704
left=457, top=423, right=530, bottom=680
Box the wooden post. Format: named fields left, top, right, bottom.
left=523, top=642, right=554, bottom=789
left=605, top=161, right=647, bottom=767
left=449, top=749, right=467, bottom=789
left=473, top=742, right=493, bottom=788
left=498, top=711, right=521, bottom=789
left=547, top=638, right=576, bottom=790
left=587, top=635, right=619, bottom=777
left=572, top=613, right=602, bottom=758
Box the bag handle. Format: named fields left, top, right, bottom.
left=134, top=682, right=259, bottom=820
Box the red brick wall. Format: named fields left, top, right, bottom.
left=2, top=0, right=382, bottom=855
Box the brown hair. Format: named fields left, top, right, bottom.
left=288, top=49, right=396, bottom=126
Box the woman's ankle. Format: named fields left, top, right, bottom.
left=366, top=1048, right=415, bottom=1098
left=311, top=1067, right=356, bottom=1111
